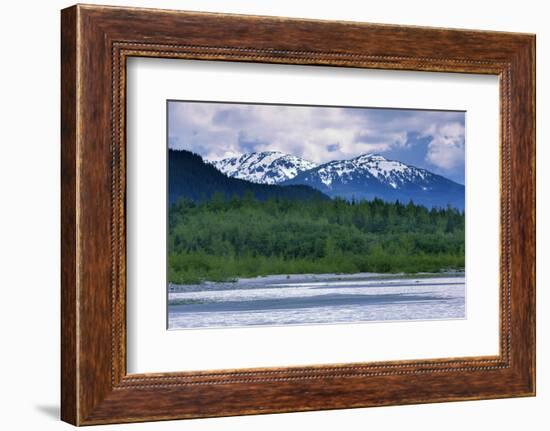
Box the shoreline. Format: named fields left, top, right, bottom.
left=168, top=270, right=465, bottom=291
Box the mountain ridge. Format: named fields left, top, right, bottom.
left=211, top=151, right=464, bottom=210
left=210, top=151, right=317, bottom=184
left=283, top=153, right=464, bottom=210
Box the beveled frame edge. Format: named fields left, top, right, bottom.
left=61, top=4, right=535, bottom=426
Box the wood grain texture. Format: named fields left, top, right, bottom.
left=60, top=4, right=536, bottom=425
left=60, top=5, right=78, bottom=425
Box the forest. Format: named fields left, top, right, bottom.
left=168, top=193, right=465, bottom=284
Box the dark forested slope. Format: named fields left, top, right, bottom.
left=168, top=149, right=328, bottom=204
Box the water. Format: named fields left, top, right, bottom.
left=168, top=273, right=465, bottom=330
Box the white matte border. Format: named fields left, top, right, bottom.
left=127, top=58, right=500, bottom=374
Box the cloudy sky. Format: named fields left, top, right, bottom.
left=168, top=100, right=466, bottom=184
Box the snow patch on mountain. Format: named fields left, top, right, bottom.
left=306, top=153, right=431, bottom=190
left=210, top=151, right=317, bottom=184
left=351, top=154, right=429, bottom=187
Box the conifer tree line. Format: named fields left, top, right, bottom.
left=168, top=193, right=465, bottom=284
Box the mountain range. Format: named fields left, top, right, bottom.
left=211, top=151, right=464, bottom=210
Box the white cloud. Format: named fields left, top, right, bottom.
left=424, top=122, right=465, bottom=170
left=168, top=102, right=465, bottom=180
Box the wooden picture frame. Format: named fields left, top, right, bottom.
left=61, top=4, right=535, bottom=425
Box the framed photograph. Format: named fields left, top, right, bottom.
left=61, top=4, right=536, bottom=425
left=165, top=101, right=467, bottom=331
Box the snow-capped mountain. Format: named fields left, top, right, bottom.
left=168, top=150, right=327, bottom=204
left=282, top=153, right=465, bottom=210
left=210, top=151, right=464, bottom=209
left=210, top=151, right=317, bottom=185
left=302, top=154, right=430, bottom=189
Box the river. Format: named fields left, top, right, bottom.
left=168, top=272, right=465, bottom=330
